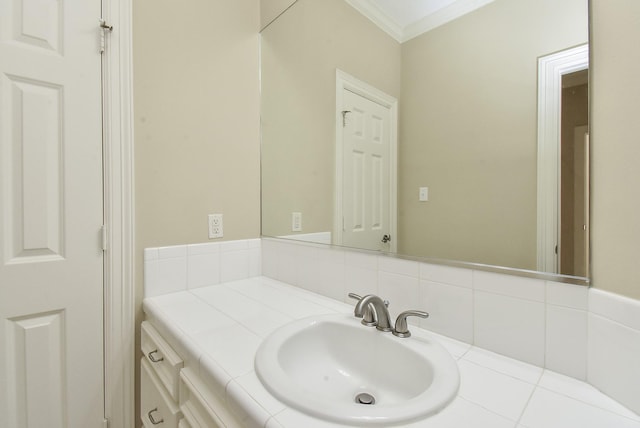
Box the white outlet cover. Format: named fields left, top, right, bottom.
left=208, top=214, right=223, bottom=238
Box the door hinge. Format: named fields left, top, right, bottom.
left=102, top=418, right=109, bottom=428
left=99, top=19, right=113, bottom=54
left=101, top=225, right=108, bottom=251
left=341, top=110, right=351, bottom=127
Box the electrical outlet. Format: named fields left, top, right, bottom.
left=208, top=214, right=223, bottom=239
left=292, top=212, right=302, bottom=232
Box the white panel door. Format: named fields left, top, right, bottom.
left=342, top=89, right=392, bottom=251
left=0, top=0, right=105, bottom=427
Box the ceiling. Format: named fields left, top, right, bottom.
left=344, top=0, right=495, bottom=43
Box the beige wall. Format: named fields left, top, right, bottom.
left=261, top=0, right=297, bottom=30
left=591, top=0, right=640, bottom=300
left=260, top=0, right=401, bottom=237
left=133, top=0, right=260, bottom=423
left=399, top=0, right=587, bottom=270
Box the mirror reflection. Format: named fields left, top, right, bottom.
left=261, top=0, right=589, bottom=278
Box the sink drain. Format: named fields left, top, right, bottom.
left=354, top=392, right=376, bottom=405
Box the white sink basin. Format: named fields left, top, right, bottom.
left=255, top=314, right=460, bottom=426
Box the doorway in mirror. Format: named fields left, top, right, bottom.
left=334, top=71, right=398, bottom=252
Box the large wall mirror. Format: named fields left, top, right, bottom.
left=261, top=0, right=590, bottom=283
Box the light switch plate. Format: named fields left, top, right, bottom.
left=419, top=187, right=429, bottom=202
left=292, top=212, right=302, bottom=232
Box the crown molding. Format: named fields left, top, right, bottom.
left=345, top=0, right=495, bottom=43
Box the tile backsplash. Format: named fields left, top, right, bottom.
left=144, top=239, right=261, bottom=297
left=143, top=237, right=640, bottom=415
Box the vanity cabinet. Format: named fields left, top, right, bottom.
left=179, top=368, right=242, bottom=428
left=141, top=358, right=182, bottom=427
left=140, top=321, right=184, bottom=427
left=140, top=320, right=243, bottom=428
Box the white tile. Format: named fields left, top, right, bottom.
left=187, top=242, right=220, bottom=256
left=154, top=296, right=235, bottom=335
left=420, top=263, right=473, bottom=289
left=156, top=256, right=188, bottom=295
left=158, top=244, right=187, bottom=259
left=474, top=291, right=545, bottom=366
left=143, top=259, right=160, bottom=297
left=589, top=288, right=640, bottom=331
left=344, top=250, right=378, bottom=270
left=588, top=313, right=640, bottom=415
left=411, top=329, right=472, bottom=360
left=265, top=417, right=285, bottom=428
left=378, top=271, right=420, bottom=320
left=241, top=309, right=292, bottom=338
left=227, top=279, right=337, bottom=319
left=193, top=285, right=292, bottom=337
left=248, top=246, right=261, bottom=277
left=457, top=359, right=535, bottom=421
left=295, top=246, right=345, bottom=301
left=418, top=280, right=473, bottom=343
left=473, top=270, right=545, bottom=302
left=546, top=281, right=588, bottom=310
left=275, top=241, right=301, bottom=285
left=545, top=305, right=587, bottom=380
left=225, top=381, right=270, bottom=428
left=404, top=396, right=515, bottom=428
left=220, top=250, right=250, bottom=282
left=260, top=239, right=279, bottom=279
left=462, top=347, right=543, bottom=384
left=144, top=247, right=158, bottom=261
left=199, top=354, right=232, bottom=400
left=520, top=387, right=640, bottom=428
left=221, top=239, right=249, bottom=252
left=344, top=265, right=378, bottom=303
left=378, top=255, right=420, bottom=277
left=191, top=323, right=262, bottom=378
left=538, top=370, right=640, bottom=422
left=235, top=371, right=287, bottom=416
left=187, top=252, right=221, bottom=289
left=142, top=304, right=203, bottom=367
left=150, top=290, right=204, bottom=308
left=273, top=408, right=347, bottom=428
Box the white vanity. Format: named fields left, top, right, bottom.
left=140, top=275, right=640, bottom=428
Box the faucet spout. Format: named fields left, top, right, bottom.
left=354, top=295, right=392, bottom=332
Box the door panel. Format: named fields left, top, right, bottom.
left=0, top=0, right=105, bottom=426
left=342, top=89, right=391, bottom=251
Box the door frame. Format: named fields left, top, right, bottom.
left=102, top=0, right=135, bottom=426
left=536, top=44, right=589, bottom=274
left=334, top=70, right=398, bottom=252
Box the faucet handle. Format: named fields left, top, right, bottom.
left=393, top=310, right=429, bottom=338
left=348, top=293, right=376, bottom=326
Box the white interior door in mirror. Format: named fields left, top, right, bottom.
left=0, top=0, right=105, bottom=426
left=341, top=89, right=393, bottom=251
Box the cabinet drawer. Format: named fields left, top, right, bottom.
left=141, top=358, right=181, bottom=428
left=141, top=321, right=184, bottom=401
left=179, top=369, right=241, bottom=428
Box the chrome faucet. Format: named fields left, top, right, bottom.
left=393, top=310, right=429, bottom=338
left=353, top=294, right=393, bottom=332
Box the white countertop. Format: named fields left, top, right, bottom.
left=143, top=276, right=640, bottom=428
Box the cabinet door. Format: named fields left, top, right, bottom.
left=141, top=358, right=181, bottom=428
left=180, top=369, right=243, bottom=428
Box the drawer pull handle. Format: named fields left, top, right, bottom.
left=148, top=350, right=164, bottom=363
left=148, top=408, right=164, bottom=425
